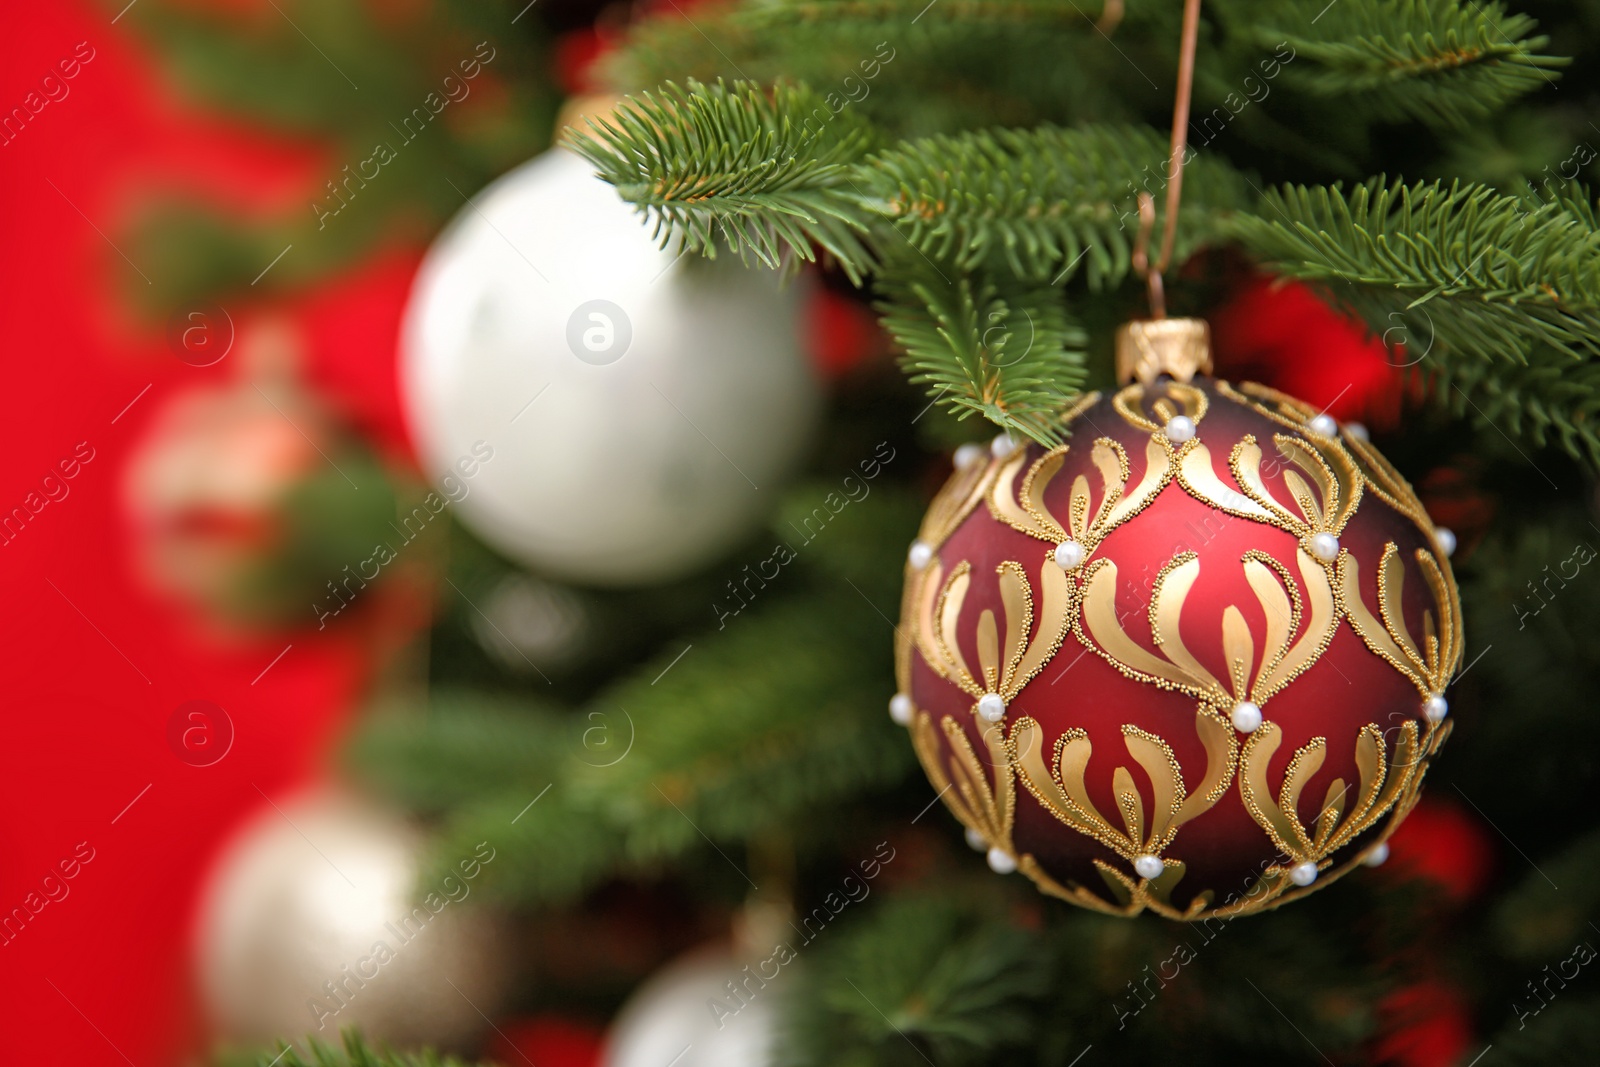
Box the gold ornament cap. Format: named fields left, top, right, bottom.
left=1115, top=317, right=1213, bottom=385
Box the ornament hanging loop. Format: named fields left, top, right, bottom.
left=1134, top=0, right=1203, bottom=321
left=1131, top=192, right=1164, bottom=320
left=1122, top=0, right=1209, bottom=384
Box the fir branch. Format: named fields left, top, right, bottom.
left=783, top=895, right=1052, bottom=1067
left=568, top=584, right=911, bottom=860
left=1229, top=179, right=1600, bottom=365
left=349, top=693, right=576, bottom=811
left=862, top=124, right=1248, bottom=285
left=1234, top=0, right=1567, bottom=127
left=471, top=584, right=908, bottom=903
left=567, top=79, right=878, bottom=282
left=876, top=257, right=1088, bottom=446
left=736, top=0, right=1117, bottom=31
left=1432, top=345, right=1600, bottom=467
left=356, top=483, right=922, bottom=906
left=603, top=1, right=1168, bottom=138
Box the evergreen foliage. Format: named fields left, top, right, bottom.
left=867, top=125, right=1248, bottom=284
left=571, top=5, right=1598, bottom=456
left=131, top=1, right=1600, bottom=1065
left=571, top=80, right=878, bottom=281
left=782, top=894, right=1053, bottom=1067
left=1229, top=179, right=1600, bottom=365
left=875, top=257, right=1089, bottom=442
left=1227, top=179, right=1600, bottom=462
left=1227, top=0, right=1567, bottom=127
left=573, top=95, right=1249, bottom=441
left=351, top=483, right=924, bottom=906
left=123, top=0, right=556, bottom=307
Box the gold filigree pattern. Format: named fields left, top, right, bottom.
left=988, top=435, right=1171, bottom=551
left=1240, top=721, right=1424, bottom=879
left=1009, top=711, right=1237, bottom=879
left=912, top=554, right=1074, bottom=716
left=1058, top=390, right=1103, bottom=427
left=1219, top=381, right=1454, bottom=559
left=1075, top=550, right=1338, bottom=712
left=911, top=712, right=1016, bottom=857
left=1011, top=853, right=1214, bottom=919
left=915, top=450, right=1002, bottom=553
left=1217, top=380, right=1317, bottom=425
left=1113, top=382, right=1209, bottom=432
left=897, top=448, right=1006, bottom=693
left=1337, top=543, right=1463, bottom=701
left=1177, top=430, right=1363, bottom=560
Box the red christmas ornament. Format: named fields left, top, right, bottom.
left=124, top=319, right=411, bottom=633
left=805, top=285, right=886, bottom=380
left=487, top=1015, right=605, bottom=1067
left=1372, top=981, right=1476, bottom=1067
left=1379, top=797, right=1496, bottom=904
left=554, top=29, right=611, bottom=97
left=895, top=320, right=1463, bottom=919
left=1210, top=273, right=1405, bottom=433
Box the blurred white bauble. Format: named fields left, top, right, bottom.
left=195, top=791, right=513, bottom=1050
left=604, top=948, right=781, bottom=1067
left=401, top=148, right=820, bottom=586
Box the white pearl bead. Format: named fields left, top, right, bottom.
left=1231, top=700, right=1263, bottom=734
left=977, top=692, right=1006, bottom=722
left=1164, top=415, right=1196, bottom=444
left=1362, top=842, right=1390, bottom=867
left=986, top=847, right=1017, bottom=874
left=1309, top=532, right=1340, bottom=562
left=907, top=541, right=933, bottom=569
left=1053, top=540, right=1086, bottom=570
left=953, top=442, right=985, bottom=471
left=990, top=432, right=1016, bottom=458
left=1423, top=693, right=1449, bottom=723
left=1133, top=854, right=1165, bottom=880
left=1308, top=413, right=1339, bottom=438
left=965, top=827, right=988, bottom=852
left=1435, top=527, right=1457, bottom=558
left=1289, top=861, right=1319, bottom=887
left=889, top=693, right=914, bottom=726
left=1345, top=422, right=1369, bottom=442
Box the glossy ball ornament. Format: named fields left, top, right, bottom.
left=195, top=791, right=513, bottom=1048
left=603, top=948, right=779, bottom=1067
left=400, top=149, right=820, bottom=586
left=897, top=366, right=1462, bottom=919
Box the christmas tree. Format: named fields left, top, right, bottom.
left=128, top=1, right=1600, bottom=1064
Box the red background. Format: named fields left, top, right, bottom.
left=0, top=5, right=414, bottom=1062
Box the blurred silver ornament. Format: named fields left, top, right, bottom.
left=400, top=148, right=820, bottom=587
left=195, top=790, right=513, bottom=1051
left=603, top=946, right=788, bottom=1067
left=470, top=573, right=589, bottom=672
